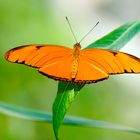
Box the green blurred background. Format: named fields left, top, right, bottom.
left=0, top=0, right=140, bottom=139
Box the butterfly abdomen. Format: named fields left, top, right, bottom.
left=71, top=58, right=79, bottom=79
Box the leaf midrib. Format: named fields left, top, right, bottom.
left=53, top=83, right=70, bottom=124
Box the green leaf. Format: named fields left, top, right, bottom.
left=0, top=101, right=52, bottom=122
left=86, top=20, right=140, bottom=50
left=52, top=81, right=84, bottom=140
left=0, top=102, right=140, bottom=135
left=52, top=20, right=140, bottom=139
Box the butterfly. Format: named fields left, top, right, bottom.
left=5, top=43, right=140, bottom=84
left=4, top=17, right=140, bottom=83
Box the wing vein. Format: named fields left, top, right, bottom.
left=83, top=59, right=107, bottom=76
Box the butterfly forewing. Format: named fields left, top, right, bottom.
left=5, top=45, right=72, bottom=68
left=81, top=48, right=140, bottom=76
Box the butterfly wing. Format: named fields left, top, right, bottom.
left=75, top=48, right=140, bottom=83
left=75, top=54, right=109, bottom=83
left=5, top=45, right=73, bottom=81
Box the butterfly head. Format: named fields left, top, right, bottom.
left=74, top=43, right=81, bottom=49
left=73, top=43, right=81, bottom=57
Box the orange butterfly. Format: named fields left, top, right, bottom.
left=5, top=43, right=140, bottom=84
left=4, top=18, right=140, bottom=84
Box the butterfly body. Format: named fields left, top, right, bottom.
left=5, top=43, right=140, bottom=84
left=71, top=43, right=81, bottom=79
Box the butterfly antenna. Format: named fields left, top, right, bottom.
left=79, top=21, right=99, bottom=43
left=66, top=17, right=78, bottom=43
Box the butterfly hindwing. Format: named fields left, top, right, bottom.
left=5, top=45, right=72, bottom=67
left=39, top=57, right=73, bottom=81
left=75, top=55, right=109, bottom=83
